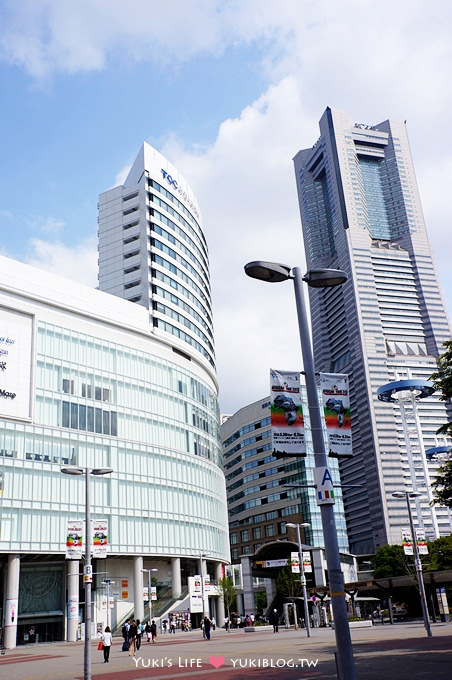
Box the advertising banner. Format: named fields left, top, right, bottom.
left=402, top=528, right=413, bottom=555
left=416, top=529, right=428, bottom=555
left=92, top=519, right=108, bottom=558
left=270, top=369, right=305, bottom=456
left=188, top=576, right=203, bottom=613
left=66, top=520, right=83, bottom=560
left=320, top=373, right=352, bottom=457
left=151, top=586, right=157, bottom=601
left=203, top=575, right=211, bottom=593
left=302, top=551, right=312, bottom=573
left=0, top=307, right=33, bottom=420
left=291, top=551, right=300, bottom=574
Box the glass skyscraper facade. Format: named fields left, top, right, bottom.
left=293, top=108, right=452, bottom=554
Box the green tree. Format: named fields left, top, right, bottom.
left=426, top=534, right=452, bottom=571
left=276, top=566, right=303, bottom=628
left=430, top=340, right=452, bottom=434
left=373, top=544, right=409, bottom=578
left=216, top=576, right=236, bottom=630
left=429, top=340, right=452, bottom=507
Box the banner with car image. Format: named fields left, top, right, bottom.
left=92, top=519, right=109, bottom=558
left=66, top=519, right=83, bottom=559
left=320, top=373, right=352, bottom=458
left=270, top=369, right=305, bottom=456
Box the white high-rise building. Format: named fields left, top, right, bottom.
left=98, top=143, right=215, bottom=371
left=293, top=108, right=452, bottom=554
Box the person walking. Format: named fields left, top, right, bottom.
left=128, top=619, right=138, bottom=656
left=101, top=626, right=112, bottom=663
left=136, top=619, right=142, bottom=651
left=269, top=609, right=279, bottom=633
left=203, top=616, right=212, bottom=641
left=150, top=619, right=157, bottom=643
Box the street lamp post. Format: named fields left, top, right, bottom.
left=245, top=261, right=355, bottom=680
left=286, top=522, right=311, bottom=638
left=142, top=568, right=158, bottom=622
left=102, top=579, right=115, bottom=630
left=392, top=490, right=432, bottom=637
left=61, top=466, right=113, bottom=680
left=199, top=553, right=207, bottom=619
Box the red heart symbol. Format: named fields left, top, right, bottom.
left=209, top=655, right=225, bottom=669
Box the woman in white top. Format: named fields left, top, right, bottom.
left=101, top=626, right=113, bottom=663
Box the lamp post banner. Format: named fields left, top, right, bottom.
left=416, top=529, right=429, bottom=555
left=270, top=369, right=305, bottom=455
left=402, top=528, right=414, bottom=555
left=320, top=373, right=352, bottom=457
left=302, top=551, right=312, bottom=573
left=92, top=519, right=108, bottom=558
left=291, top=551, right=300, bottom=573
left=66, top=520, right=83, bottom=560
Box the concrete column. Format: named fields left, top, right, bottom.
left=264, top=577, right=276, bottom=611
left=67, top=559, right=79, bottom=641
left=133, top=556, right=144, bottom=622
left=240, top=557, right=255, bottom=617
left=214, top=563, right=225, bottom=625
left=171, top=557, right=181, bottom=599
left=4, top=554, right=20, bottom=649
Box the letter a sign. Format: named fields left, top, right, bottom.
left=314, top=466, right=335, bottom=505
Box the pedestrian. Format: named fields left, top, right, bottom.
left=203, top=616, right=212, bottom=641
left=128, top=619, right=138, bottom=656
left=145, top=621, right=152, bottom=642
left=150, top=619, right=157, bottom=643
left=211, top=616, right=216, bottom=631
left=170, top=619, right=176, bottom=634
left=28, top=625, right=36, bottom=643
left=269, top=609, right=279, bottom=633
left=101, top=626, right=112, bottom=663
left=136, top=619, right=142, bottom=650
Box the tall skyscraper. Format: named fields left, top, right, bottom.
left=98, top=142, right=215, bottom=371
left=293, top=108, right=452, bottom=554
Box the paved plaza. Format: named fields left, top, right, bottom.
left=1, top=621, right=451, bottom=680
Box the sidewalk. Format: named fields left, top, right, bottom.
left=1, top=620, right=451, bottom=679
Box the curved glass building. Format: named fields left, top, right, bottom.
left=0, top=144, right=229, bottom=648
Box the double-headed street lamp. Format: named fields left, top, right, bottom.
left=142, top=568, right=159, bottom=622
left=286, top=522, right=311, bottom=638
left=61, top=465, right=113, bottom=680
left=245, top=261, right=355, bottom=680
left=392, top=490, right=432, bottom=637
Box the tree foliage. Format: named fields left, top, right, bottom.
left=426, top=534, right=452, bottom=571
left=430, top=339, right=452, bottom=436
left=431, top=458, right=452, bottom=509
left=373, top=544, right=409, bottom=578
left=217, top=576, right=236, bottom=628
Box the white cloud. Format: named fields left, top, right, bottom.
left=25, top=235, right=98, bottom=288
left=27, top=214, right=65, bottom=235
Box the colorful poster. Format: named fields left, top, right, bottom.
left=270, top=369, right=305, bottom=456
left=92, top=519, right=108, bottom=558
left=416, top=529, right=428, bottom=555
left=320, top=373, right=352, bottom=458
left=151, top=586, right=157, bottom=601
left=402, top=528, right=413, bottom=555
left=291, top=551, right=300, bottom=573
left=302, top=551, right=312, bottom=573
left=66, top=520, right=83, bottom=560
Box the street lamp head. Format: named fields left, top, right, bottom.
left=303, top=269, right=348, bottom=288
left=286, top=522, right=310, bottom=529
left=61, top=465, right=113, bottom=476
left=61, top=465, right=84, bottom=476
left=392, top=490, right=423, bottom=499
left=244, top=261, right=292, bottom=283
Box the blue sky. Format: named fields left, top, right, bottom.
left=1, top=0, right=452, bottom=413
